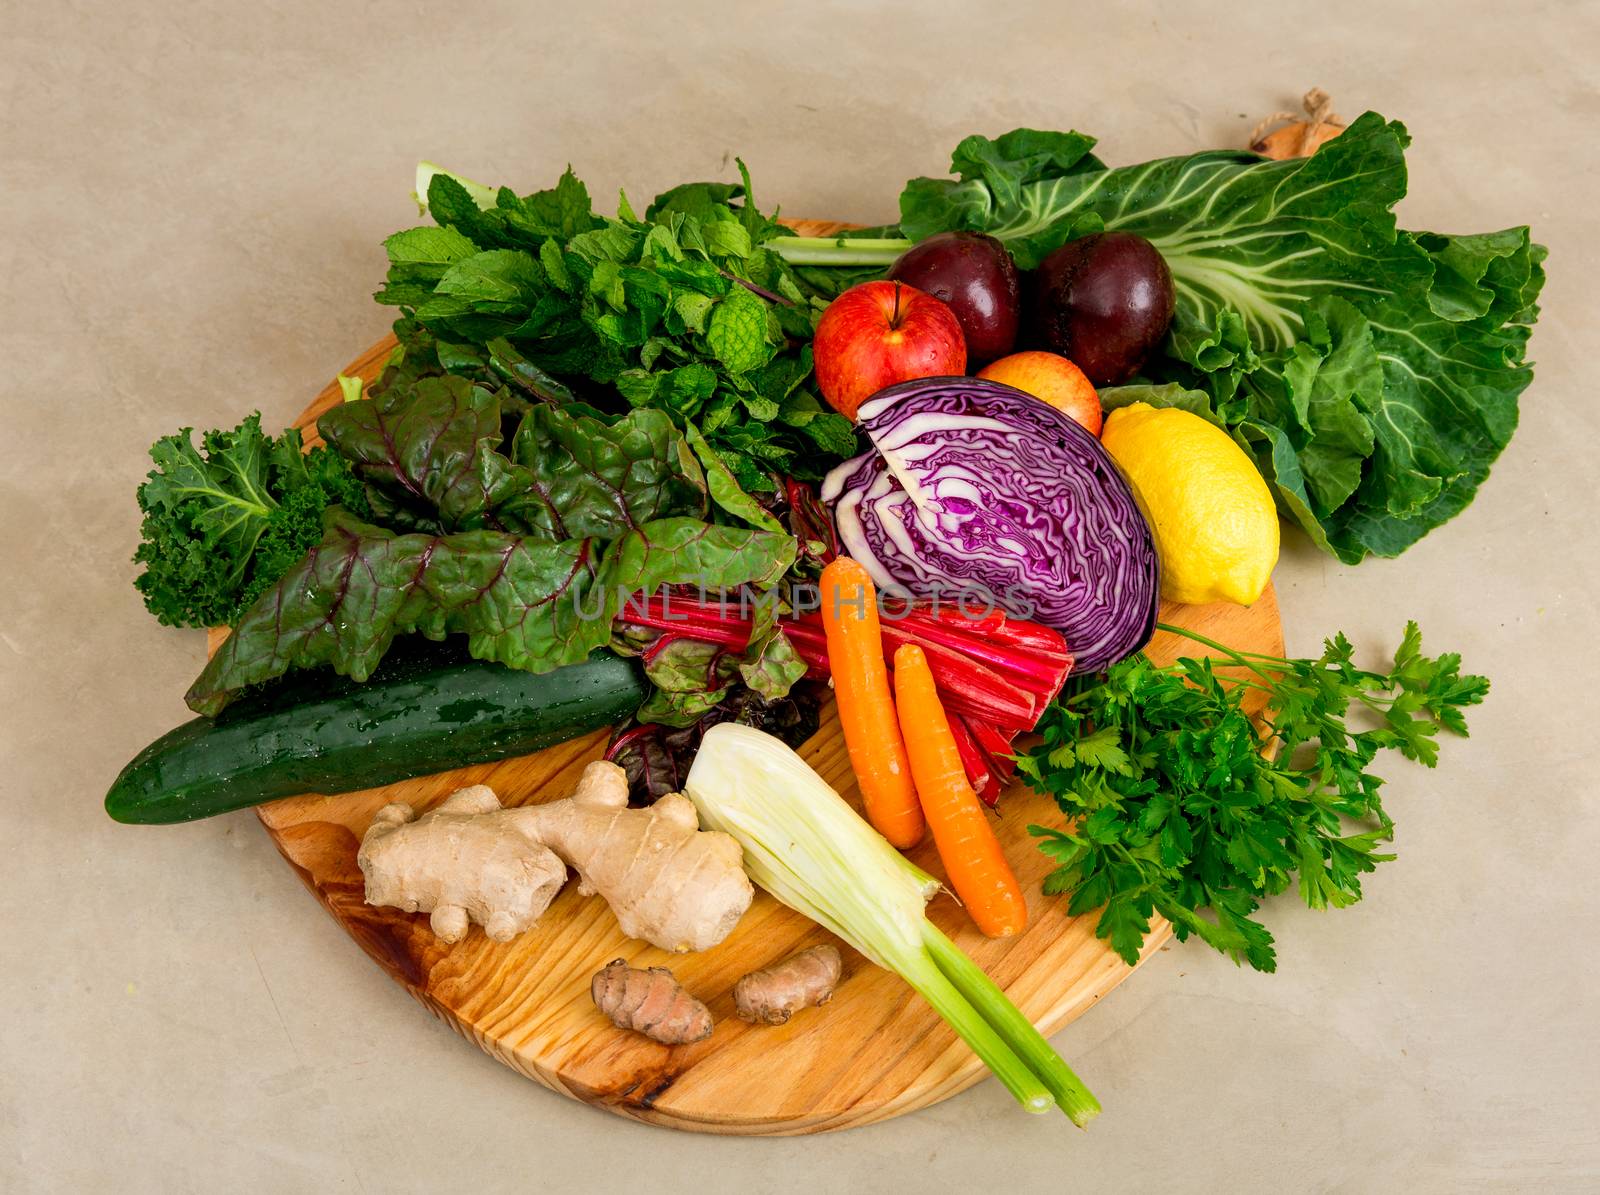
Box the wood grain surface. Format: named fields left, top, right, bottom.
left=239, top=221, right=1285, bottom=1134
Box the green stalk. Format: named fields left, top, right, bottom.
left=683, top=723, right=1099, bottom=1122
left=923, top=925, right=1102, bottom=1126
left=771, top=236, right=910, bottom=266
left=892, top=944, right=1054, bottom=1114
left=1154, top=621, right=1283, bottom=685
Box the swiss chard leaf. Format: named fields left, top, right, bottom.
left=317, top=375, right=533, bottom=531
left=186, top=510, right=796, bottom=716
left=508, top=404, right=708, bottom=539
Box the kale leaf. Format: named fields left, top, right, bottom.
left=133, top=415, right=369, bottom=628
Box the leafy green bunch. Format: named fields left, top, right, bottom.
left=183, top=374, right=798, bottom=716
left=795, top=115, right=1547, bottom=563
left=376, top=163, right=856, bottom=492
left=1018, top=623, right=1488, bottom=972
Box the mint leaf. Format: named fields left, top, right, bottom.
left=706, top=286, right=772, bottom=375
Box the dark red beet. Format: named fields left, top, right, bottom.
left=887, top=232, right=1021, bottom=364
left=1025, top=232, right=1175, bottom=385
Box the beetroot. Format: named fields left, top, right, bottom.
left=1025, top=232, right=1175, bottom=385
left=887, top=232, right=1021, bottom=364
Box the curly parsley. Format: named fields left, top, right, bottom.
left=1019, top=622, right=1488, bottom=972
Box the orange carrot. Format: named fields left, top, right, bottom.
left=819, top=558, right=925, bottom=849
left=892, top=643, right=1028, bottom=937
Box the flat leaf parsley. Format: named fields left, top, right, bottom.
left=1019, top=622, right=1488, bottom=972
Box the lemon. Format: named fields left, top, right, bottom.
left=1100, top=403, right=1279, bottom=606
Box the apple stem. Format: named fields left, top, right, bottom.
left=890, top=282, right=904, bottom=328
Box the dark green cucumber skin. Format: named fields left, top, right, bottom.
left=105, top=643, right=647, bottom=825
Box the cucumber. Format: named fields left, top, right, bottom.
left=106, top=641, right=647, bottom=825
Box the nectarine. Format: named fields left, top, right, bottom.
left=977, top=351, right=1103, bottom=436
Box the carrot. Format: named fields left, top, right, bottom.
left=893, top=644, right=1028, bottom=937
left=819, top=558, right=924, bottom=849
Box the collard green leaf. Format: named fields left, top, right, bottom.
left=899, top=127, right=1106, bottom=263
left=950, top=129, right=1104, bottom=205
left=911, top=113, right=1544, bottom=562
left=1100, top=383, right=1224, bottom=425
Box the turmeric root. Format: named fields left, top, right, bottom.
left=357, top=763, right=753, bottom=952
left=733, top=945, right=843, bottom=1025
left=357, top=786, right=567, bottom=943
left=506, top=762, right=752, bottom=953
left=591, top=959, right=713, bottom=1044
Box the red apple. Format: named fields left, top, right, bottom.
left=812, top=280, right=967, bottom=419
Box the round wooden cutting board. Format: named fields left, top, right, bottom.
left=242, top=221, right=1284, bottom=1135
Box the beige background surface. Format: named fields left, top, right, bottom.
left=4, top=1, right=1597, bottom=1191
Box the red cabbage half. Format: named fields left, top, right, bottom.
left=820, top=377, right=1158, bottom=672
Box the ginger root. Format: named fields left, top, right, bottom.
left=358, top=786, right=567, bottom=943
left=733, top=945, right=843, bottom=1025
left=357, top=762, right=753, bottom=953
left=505, top=763, right=752, bottom=953
left=591, top=958, right=713, bottom=1045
